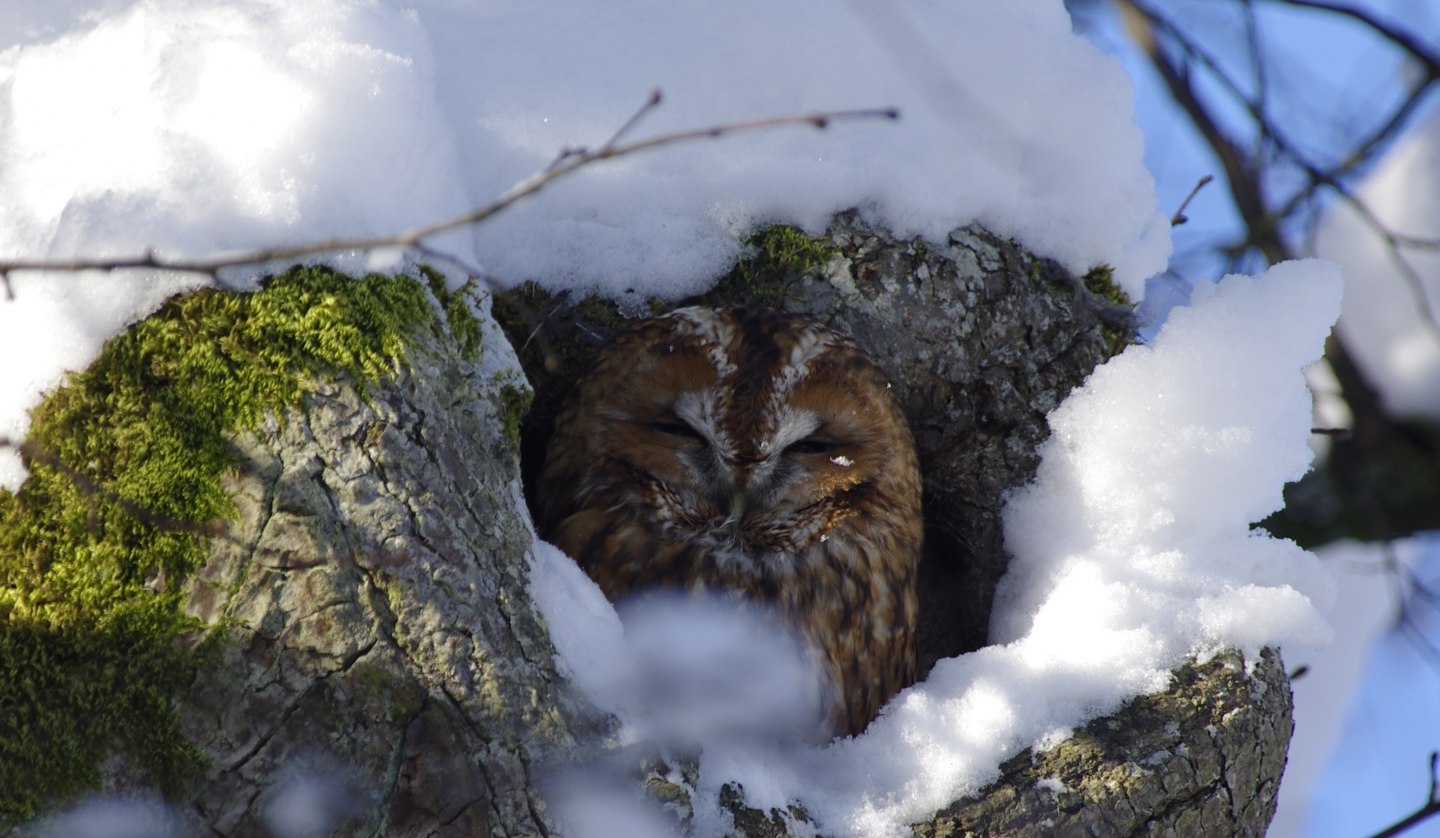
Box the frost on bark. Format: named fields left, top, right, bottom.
left=40, top=212, right=1289, bottom=834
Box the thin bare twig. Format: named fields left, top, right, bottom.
left=1324, top=182, right=1440, bottom=344
left=1370, top=752, right=1440, bottom=838
left=0, top=97, right=899, bottom=283
left=0, top=94, right=901, bottom=557
left=1171, top=174, right=1214, bottom=226
left=1119, top=0, right=1272, bottom=258
left=1266, top=0, right=1440, bottom=73
left=601, top=88, right=665, bottom=151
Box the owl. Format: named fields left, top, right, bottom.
left=536, top=306, right=922, bottom=739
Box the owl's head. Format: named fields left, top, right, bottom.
left=538, top=306, right=920, bottom=564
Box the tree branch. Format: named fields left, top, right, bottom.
left=1171, top=174, right=1214, bottom=225
left=0, top=96, right=898, bottom=284
left=1118, top=0, right=1274, bottom=259
left=1370, top=752, right=1440, bottom=838
left=1265, top=0, right=1440, bottom=73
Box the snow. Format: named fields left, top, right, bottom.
left=529, top=260, right=1344, bottom=836
left=0, top=0, right=1351, bottom=834
left=1317, top=103, right=1440, bottom=420
left=17, top=795, right=187, bottom=838
left=0, top=0, right=1169, bottom=489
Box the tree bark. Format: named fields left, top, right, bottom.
left=56, top=214, right=1289, bottom=835
left=152, top=320, right=596, bottom=835
left=913, top=649, right=1291, bottom=837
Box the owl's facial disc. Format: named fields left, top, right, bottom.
left=651, top=395, right=850, bottom=533
left=537, top=306, right=922, bottom=739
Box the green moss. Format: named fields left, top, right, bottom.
left=702, top=225, right=838, bottom=306
left=350, top=661, right=425, bottom=724
left=569, top=294, right=631, bottom=336
left=1082, top=265, right=1130, bottom=308
left=420, top=265, right=484, bottom=361
left=745, top=225, right=837, bottom=277
left=0, top=265, right=454, bottom=824
left=497, top=380, right=534, bottom=451
left=1081, top=265, right=1135, bottom=356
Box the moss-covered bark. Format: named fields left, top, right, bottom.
left=0, top=266, right=475, bottom=824
left=3, top=213, right=1290, bottom=836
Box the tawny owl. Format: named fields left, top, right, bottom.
left=536, top=306, right=922, bottom=739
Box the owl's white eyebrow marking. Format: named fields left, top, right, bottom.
left=777, top=327, right=831, bottom=393
left=762, top=326, right=835, bottom=432
left=770, top=408, right=820, bottom=454
left=670, top=306, right=737, bottom=379
left=672, top=389, right=735, bottom=461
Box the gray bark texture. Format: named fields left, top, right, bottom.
left=158, top=325, right=595, bottom=835
left=911, top=649, right=1292, bottom=837
left=62, top=214, right=1289, bottom=835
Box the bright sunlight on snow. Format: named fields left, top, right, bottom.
left=0, top=0, right=1170, bottom=489
left=1, top=1, right=1347, bottom=835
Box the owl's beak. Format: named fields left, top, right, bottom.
left=728, top=490, right=748, bottom=521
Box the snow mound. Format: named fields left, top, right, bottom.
left=0, top=0, right=1168, bottom=488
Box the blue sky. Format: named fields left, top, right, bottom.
left=1067, top=2, right=1440, bottom=834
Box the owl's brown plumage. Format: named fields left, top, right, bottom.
left=537, top=306, right=922, bottom=739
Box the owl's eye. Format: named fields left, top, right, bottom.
left=650, top=418, right=705, bottom=442
left=786, top=437, right=835, bottom=456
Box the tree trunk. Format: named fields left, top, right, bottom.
left=10, top=214, right=1291, bottom=835
left=161, top=313, right=597, bottom=834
